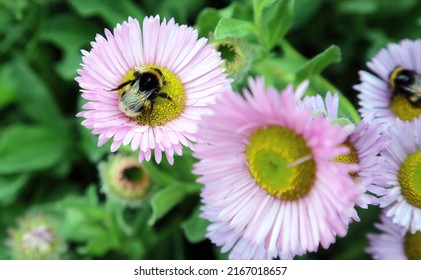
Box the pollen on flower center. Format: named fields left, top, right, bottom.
left=117, top=64, right=186, bottom=126
left=335, top=141, right=359, bottom=179
left=245, top=125, right=316, bottom=200
left=390, top=94, right=421, bottom=121
left=404, top=231, right=421, bottom=260
left=398, top=151, right=421, bottom=208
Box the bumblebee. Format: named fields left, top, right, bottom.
left=110, top=67, right=173, bottom=118
left=389, top=66, right=421, bottom=107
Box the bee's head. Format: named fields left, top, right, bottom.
left=390, top=66, right=415, bottom=88
left=134, top=67, right=164, bottom=92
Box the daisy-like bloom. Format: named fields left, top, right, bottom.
left=355, top=39, right=421, bottom=127
left=7, top=214, right=66, bottom=260
left=98, top=153, right=152, bottom=208
left=366, top=212, right=421, bottom=260
left=76, top=16, right=230, bottom=164
left=193, top=77, right=360, bottom=259
left=373, top=119, right=421, bottom=233
left=303, top=93, right=390, bottom=211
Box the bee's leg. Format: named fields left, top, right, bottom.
left=158, top=92, right=173, bottom=102
left=108, top=80, right=132, bottom=91
left=147, top=100, right=155, bottom=125
left=409, top=94, right=421, bottom=107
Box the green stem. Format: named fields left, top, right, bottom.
left=252, top=0, right=269, bottom=50
left=142, top=161, right=179, bottom=185
left=105, top=199, right=134, bottom=236
left=279, top=39, right=305, bottom=60
left=115, top=206, right=133, bottom=236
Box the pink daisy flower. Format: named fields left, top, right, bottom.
left=303, top=93, right=390, bottom=211
left=354, top=39, right=421, bottom=127
left=76, top=16, right=230, bottom=164
left=193, top=77, right=360, bottom=259
left=373, top=119, right=421, bottom=233
left=366, top=212, right=420, bottom=260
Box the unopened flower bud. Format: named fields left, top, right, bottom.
left=99, top=153, right=151, bottom=208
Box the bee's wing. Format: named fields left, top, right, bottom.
left=121, top=80, right=155, bottom=113
left=405, top=74, right=421, bottom=98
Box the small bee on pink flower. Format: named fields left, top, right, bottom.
left=76, top=16, right=231, bottom=164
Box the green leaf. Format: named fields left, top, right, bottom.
left=80, top=130, right=111, bottom=164
left=79, top=126, right=110, bottom=164
left=60, top=187, right=121, bottom=256
left=0, top=7, right=13, bottom=33
left=142, top=0, right=204, bottom=24
left=181, top=205, right=209, bottom=243
left=141, top=161, right=178, bottom=186
left=41, top=14, right=99, bottom=80
left=141, top=149, right=199, bottom=185
left=252, top=56, right=302, bottom=88
left=213, top=1, right=251, bottom=22
left=0, top=9, right=37, bottom=53
left=0, top=173, right=30, bottom=206
left=295, top=45, right=342, bottom=83
left=120, top=238, right=145, bottom=259
left=69, top=0, right=145, bottom=26
left=149, top=184, right=191, bottom=225
left=214, top=18, right=258, bottom=40
left=162, top=149, right=198, bottom=183
left=196, top=8, right=221, bottom=38
left=266, top=0, right=295, bottom=48
left=1, top=59, right=65, bottom=127
left=252, top=44, right=359, bottom=123
left=196, top=2, right=252, bottom=38
left=76, top=233, right=118, bottom=256
left=252, top=0, right=294, bottom=48
left=365, top=30, right=391, bottom=61
left=253, top=0, right=276, bottom=21
left=0, top=84, right=15, bottom=109
left=293, top=0, right=325, bottom=29
left=339, top=0, right=377, bottom=14
left=0, top=125, right=70, bottom=174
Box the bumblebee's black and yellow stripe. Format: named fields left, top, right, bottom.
left=389, top=66, right=421, bottom=107
left=111, top=67, right=172, bottom=118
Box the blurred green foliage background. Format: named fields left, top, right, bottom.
left=0, top=0, right=420, bottom=260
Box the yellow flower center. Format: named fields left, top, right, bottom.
left=404, top=231, right=421, bottom=260
left=390, top=94, right=421, bottom=121
left=245, top=125, right=316, bottom=200
left=335, top=141, right=359, bottom=179
left=398, top=151, right=421, bottom=208
left=117, top=65, right=186, bottom=126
